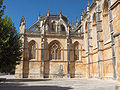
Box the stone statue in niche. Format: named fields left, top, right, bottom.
left=58, top=64, right=64, bottom=78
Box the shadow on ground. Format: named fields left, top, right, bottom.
left=0, top=79, right=73, bottom=90
left=0, top=78, right=118, bottom=90
left=0, top=82, right=72, bottom=90
left=6, top=79, right=51, bottom=82
left=0, top=86, right=73, bottom=90
left=116, top=86, right=120, bottom=90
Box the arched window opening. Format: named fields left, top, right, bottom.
left=92, top=13, right=97, bottom=48
left=85, top=22, right=88, bottom=51
left=61, top=24, right=65, bottom=32
left=103, top=0, right=110, bottom=43
left=29, top=41, right=36, bottom=59
left=49, top=42, right=61, bottom=60
left=85, top=22, right=87, bottom=32
left=103, top=0, right=108, bottom=15
left=52, top=21, right=56, bottom=32
left=74, top=42, right=79, bottom=60
left=93, top=14, right=96, bottom=25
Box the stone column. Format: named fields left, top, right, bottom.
left=66, top=26, right=70, bottom=78
left=67, top=36, right=70, bottom=78
left=108, top=0, right=116, bottom=79
left=15, top=34, right=25, bottom=78
left=87, top=16, right=91, bottom=78
left=40, top=26, right=45, bottom=78
left=23, top=35, right=29, bottom=78
left=86, top=0, right=92, bottom=78
left=40, top=36, right=44, bottom=78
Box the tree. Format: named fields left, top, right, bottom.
left=0, top=0, right=22, bottom=73
left=0, top=0, right=5, bottom=19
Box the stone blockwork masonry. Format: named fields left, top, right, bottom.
left=15, top=0, right=120, bottom=83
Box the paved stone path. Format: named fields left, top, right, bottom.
left=0, top=78, right=119, bottom=90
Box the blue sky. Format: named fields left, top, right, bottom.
left=3, top=0, right=92, bottom=32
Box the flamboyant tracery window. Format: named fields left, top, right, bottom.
left=74, top=42, right=79, bottom=60
left=49, top=42, right=61, bottom=60
left=29, top=41, right=36, bottom=59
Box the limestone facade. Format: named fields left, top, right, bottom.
left=15, top=0, right=120, bottom=80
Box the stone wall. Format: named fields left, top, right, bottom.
left=15, top=0, right=120, bottom=80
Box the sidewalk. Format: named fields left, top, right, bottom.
left=0, top=75, right=15, bottom=79
left=0, top=77, right=118, bottom=90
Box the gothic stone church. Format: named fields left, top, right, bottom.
left=15, top=0, right=120, bottom=80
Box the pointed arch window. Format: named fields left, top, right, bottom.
left=92, top=13, right=97, bottom=49
left=61, top=24, right=65, bottom=32
left=52, top=21, right=56, bottom=32
left=74, top=43, right=79, bottom=60
left=85, top=22, right=88, bottom=51
left=49, top=43, right=61, bottom=60
left=29, top=41, right=36, bottom=59
left=103, top=0, right=111, bottom=43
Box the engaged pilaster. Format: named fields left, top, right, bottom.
left=95, top=1, right=103, bottom=79
left=40, top=26, right=45, bottom=78
left=108, top=0, right=116, bottom=80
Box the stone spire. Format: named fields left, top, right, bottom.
left=60, top=9, right=62, bottom=18
left=81, top=9, right=83, bottom=20
left=87, top=0, right=90, bottom=12
left=47, top=8, right=50, bottom=16
left=87, top=0, right=90, bottom=7
left=38, top=11, right=40, bottom=19
left=71, top=19, right=74, bottom=30
left=60, top=9, right=62, bottom=15
left=20, top=16, right=25, bottom=26
left=66, top=13, right=69, bottom=24
left=76, top=16, right=78, bottom=26
left=19, top=16, right=25, bottom=34
left=66, top=13, right=68, bottom=20
left=71, top=20, right=74, bottom=26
